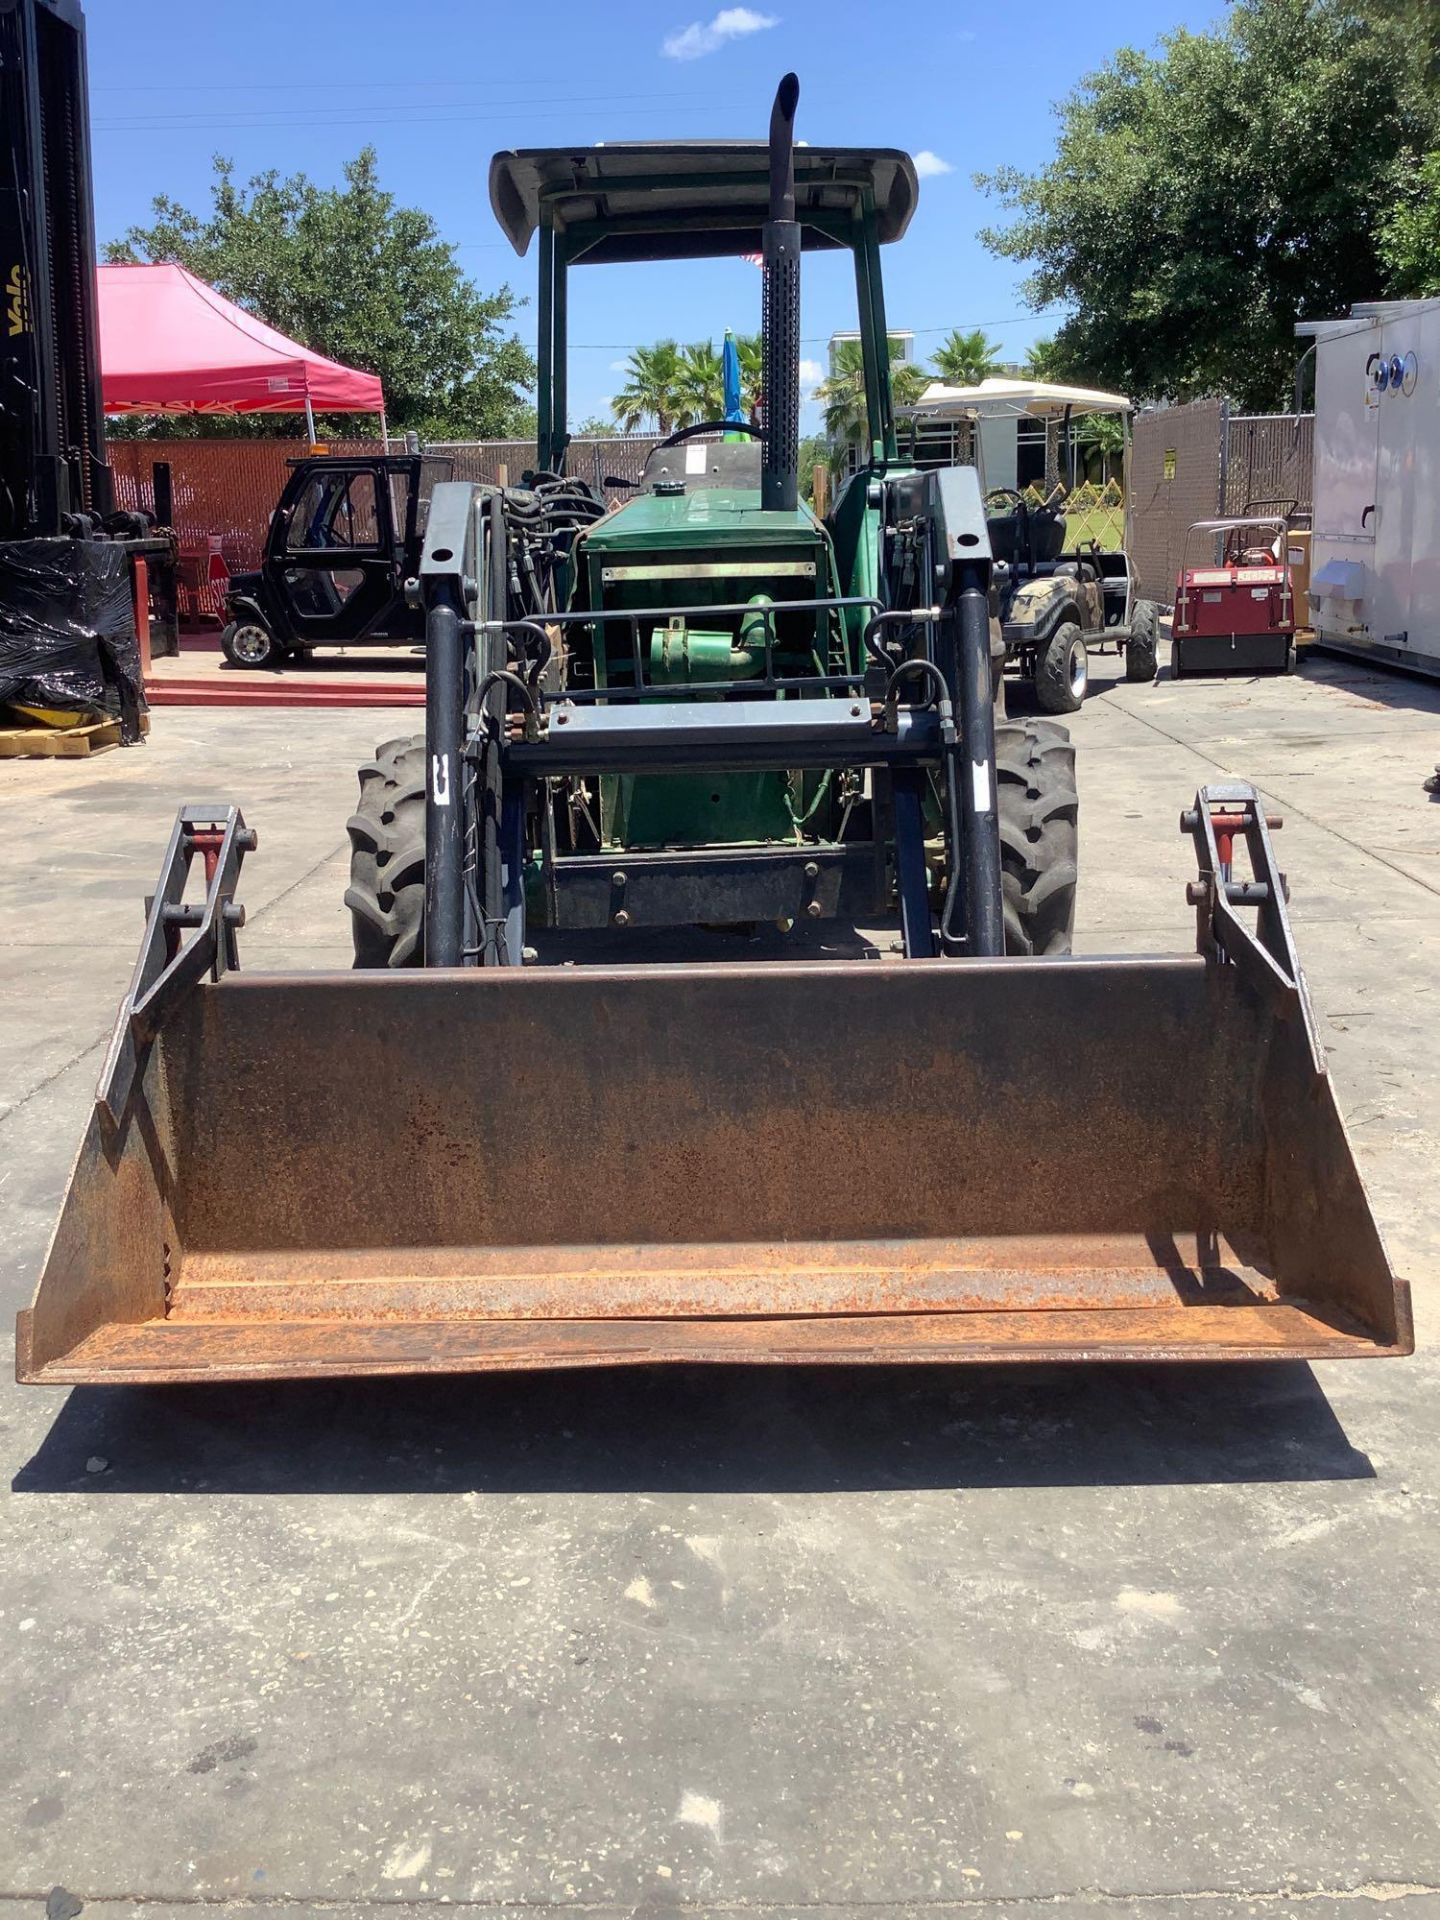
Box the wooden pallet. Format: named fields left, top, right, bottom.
left=0, top=713, right=150, bottom=759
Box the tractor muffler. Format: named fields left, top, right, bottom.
left=16, top=790, right=1410, bottom=1385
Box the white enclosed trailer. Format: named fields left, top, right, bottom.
left=1301, top=297, right=1440, bottom=678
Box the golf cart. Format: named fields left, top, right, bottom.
left=221, top=452, right=452, bottom=669
left=905, top=379, right=1158, bottom=711
left=1172, top=513, right=1296, bottom=678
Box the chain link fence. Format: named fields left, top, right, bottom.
left=1129, top=403, right=1314, bottom=605
left=107, top=433, right=671, bottom=573
left=1129, top=401, right=1227, bottom=605
left=108, top=417, right=1312, bottom=609
left=1221, top=413, right=1314, bottom=519
left=107, top=436, right=385, bottom=573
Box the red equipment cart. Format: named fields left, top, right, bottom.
left=1172, top=514, right=1295, bottom=678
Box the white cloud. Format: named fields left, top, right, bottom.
left=913, top=151, right=954, bottom=180
left=609, top=359, right=630, bottom=373
left=798, top=356, right=824, bottom=398
left=662, top=7, right=779, bottom=60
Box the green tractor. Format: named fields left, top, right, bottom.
left=347, top=76, right=1074, bottom=968
left=18, top=76, right=1411, bottom=1385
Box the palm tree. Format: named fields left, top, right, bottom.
left=816, top=338, right=929, bottom=454
left=613, top=341, right=682, bottom=433
left=1023, top=337, right=1066, bottom=381
left=674, top=340, right=724, bottom=427
left=735, top=332, right=764, bottom=421
left=1076, top=410, right=1126, bottom=484
left=932, top=327, right=1003, bottom=387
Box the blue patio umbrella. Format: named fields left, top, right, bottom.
left=722, top=329, right=744, bottom=439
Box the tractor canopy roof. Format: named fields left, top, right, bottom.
left=488, top=144, right=919, bottom=264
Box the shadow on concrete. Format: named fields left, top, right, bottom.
left=14, top=1360, right=1373, bottom=1496
left=1297, top=651, right=1440, bottom=717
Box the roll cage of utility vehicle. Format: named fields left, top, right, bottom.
left=902, top=384, right=1160, bottom=710
left=220, top=452, right=452, bottom=669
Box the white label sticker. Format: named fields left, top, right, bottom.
left=972, top=761, right=992, bottom=814
left=684, top=442, right=708, bottom=475
left=431, top=753, right=451, bottom=807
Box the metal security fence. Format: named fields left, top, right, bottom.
left=1222, top=413, right=1313, bottom=518
left=412, top=435, right=663, bottom=491
left=106, top=433, right=668, bottom=573
left=1129, top=400, right=1226, bottom=605
left=107, top=437, right=384, bottom=572
left=1130, top=403, right=1315, bottom=605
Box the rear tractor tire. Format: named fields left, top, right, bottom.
left=1125, top=599, right=1160, bottom=682
left=1035, top=620, right=1087, bottom=713
left=995, top=717, right=1078, bottom=957
left=345, top=733, right=427, bottom=968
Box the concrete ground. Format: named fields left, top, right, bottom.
left=147, top=631, right=426, bottom=694
left=2, top=642, right=1439, bottom=1919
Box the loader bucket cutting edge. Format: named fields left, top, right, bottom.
left=17, top=957, right=1411, bottom=1385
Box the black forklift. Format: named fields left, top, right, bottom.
left=0, top=0, right=177, bottom=727
left=220, top=452, right=451, bottom=668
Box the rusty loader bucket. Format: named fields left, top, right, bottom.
left=17, top=791, right=1411, bottom=1385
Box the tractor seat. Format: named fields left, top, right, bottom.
left=1028, top=511, right=1067, bottom=562
left=985, top=514, right=1019, bottom=564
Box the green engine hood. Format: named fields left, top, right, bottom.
left=581, top=487, right=823, bottom=555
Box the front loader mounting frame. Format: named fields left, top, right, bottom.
left=416, top=466, right=1007, bottom=967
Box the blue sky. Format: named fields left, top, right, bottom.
left=89, top=0, right=1219, bottom=429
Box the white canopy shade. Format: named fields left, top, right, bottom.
left=910, top=377, right=1132, bottom=419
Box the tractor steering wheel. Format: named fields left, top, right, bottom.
left=655, top=420, right=763, bottom=450
left=985, top=487, right=1026, bottom=511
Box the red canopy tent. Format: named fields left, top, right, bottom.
left=98, top=262, right=385, bottom=437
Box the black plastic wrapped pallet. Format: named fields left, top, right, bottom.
left=0, top=538, right=143, bottom=740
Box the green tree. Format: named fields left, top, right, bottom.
left=977, top=0, right=1440, bottom=409
left=1023, top=337, right=1067, bottom=381
left=572, top=414, right=616, bottom=436
left=1377, top=149, right=1440, bottom=296
left=1075, top=411, right=1126, bottom=483
left=797, top=432, right=833, bottom=503
left=816, top=338, right=930, bottom=451
left=932, top=327, right=1003, bottom=386
left=675, top=340, right=725, bottom=426
left=106, top=149, right=534, bottom=439
left=613, top=340, right=682, bottom=433
left=735, top=332, right=765, bottom=419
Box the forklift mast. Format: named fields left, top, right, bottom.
left=0, top=0, right=111, bottom=539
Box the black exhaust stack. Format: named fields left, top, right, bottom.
left=761, top=73, right=801, bottom=514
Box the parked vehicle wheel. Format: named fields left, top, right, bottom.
left=1035, top=621, right=1087, bottom=713
left=1125, top=599, right=1160, bottom=682
left=344, top=734, right=426, bottom=968
left=221, top=618, right=283, bottom=670
left=995, top=717, right=1078, bottom=956
left=1171, top=643, right=1186, bottom=681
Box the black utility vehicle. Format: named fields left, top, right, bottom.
left=221, top=454, right=451, bottom=668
